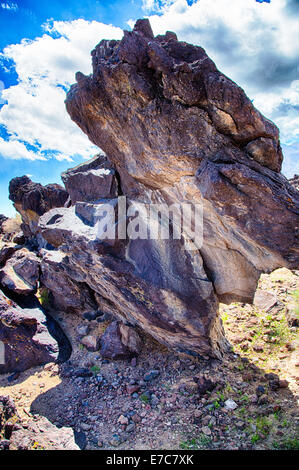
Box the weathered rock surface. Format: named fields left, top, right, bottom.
left=61, top=153, right=119, bottom=203
left=0, top=248, right=40, bottom=295
left=9, top=175, right=69, bottom=240
left=289, top=174, right=299, bottom=191
left=0, top=292, right=70, bottom=373
left=9, top=19, right=299, bottom=359
left=0, top=215, right=8, bottom=234
left=0, top=395, right=79, bottom=450
left=100, top=321, right=142, bottom=359
left=0, top=243, right=20, bottom=267
left=40, top=249, right=98, bottom=313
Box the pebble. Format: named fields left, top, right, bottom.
left=224, top=399, right=238, bottom=410
left=144, top=370, right=160, bottom=382
left=201, top=426, right=212, bottom=436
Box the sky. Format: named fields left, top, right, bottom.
left=0, top=0, right=298, bottom=216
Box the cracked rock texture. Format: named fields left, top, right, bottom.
left=6, top=19, right=299, bottom=359
left=0, top=292, right=71, bottom=373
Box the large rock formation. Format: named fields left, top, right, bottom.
left=8, top=19, right=299, bottom=359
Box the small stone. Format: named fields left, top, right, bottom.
left=144, top=370, right=160, bottom=381
left=131, top=414, right=141, bottom=423
left=201, top=426, right=212, bottom=436
left=118, top=415, right=129, bottom=425
left=126, top=384, right=140, bottom=395
left=224, top=399, right=238, bottom=410
left=81, top=423, right=91, bottom=431
left=76, top=324, right=90, bottom=336
left=256, top=385, right=265, bottom=396
left=253, top=342, right=264, bottom=352
left=278, top=379, right=289, bottom=388
left=253, top=291, right=277, bottom=311
left=74, top=368, right=93, bottom=378
left=258, top=394, right=269, bottom=405
left=126, top=423, right=135, bottom=433
left=109, top=434, right=122, bottom=447
left=285, top=341, right=296, bottom=351
left=80, top=335, right=100, bottom=352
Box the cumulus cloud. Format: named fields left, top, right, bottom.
left=0, top=19, right=123, bottom=161
left=0, top=3, right=18, bottom=11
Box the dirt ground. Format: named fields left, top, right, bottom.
left=0, top=268, right=298, bottom=450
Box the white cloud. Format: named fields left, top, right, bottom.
left=281, top=142, right=299, bottom=177
left=0, top=137, right=46, bottom=161
left=0, top=2, right=18, bottom=11
left=0, top=19, right=123, bottom=161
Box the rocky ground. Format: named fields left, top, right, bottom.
left=0, top=267, right=298, bottom=451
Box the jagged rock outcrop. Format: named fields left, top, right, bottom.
left=61, top=153, right=119, bottom=203
left=9, top=175, right=69, bottom=241
left=9, top=19, right=299, bottom=359
left=0, top=292, right=71, bottom=373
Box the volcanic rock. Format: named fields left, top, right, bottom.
left=0, top=291, right=70, bottom=373
left=0, top=215, right=8, bottom=233
left=9, top=175, right=69, bottom=240
left=0, top=395, right=79, bottom=450
left=100, top=321, right=142, bottom=359
left=0, top=248, right=39, bottom=295
left=11, top=19, right=299, bottom=358
left=61, top=153, right=119, bottom=203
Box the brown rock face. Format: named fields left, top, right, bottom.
left=7, top=19, right=298, bottom=360
left=61, top=19, right=298, bottom=357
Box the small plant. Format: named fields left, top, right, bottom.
left=90, top=365, right=101, bottom=375
left=78, top=344, right=85, bottom=351
left=140, top=394, right=149, bottom=404
left=272, top=438, right=299, bottom=450
left=37, top=288, right=50, bottom=308
left=180, top=435, right=211, bottom=450
left=212, top=399, right=221, bottom=409
left=251, top=434, right=260, bottom=444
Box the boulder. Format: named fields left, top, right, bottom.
left=253, top=290, right=278, bottom=312
left=0, top=215, right=8, bottom=234
left=0, top=248, right=40, bottom=295
left=9, top=415, right=79, bottom=450
left=0, top=395, right=79, bottom=450
left=0, top=244, right=19, bottom=267
left=100, top=321, right=142, bottom=359
left=0, top=292, right=70, bottom=373
left=61, top=153, right=119, bottom=203
left=9, top=175, right=69, bottom=240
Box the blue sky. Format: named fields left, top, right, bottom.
left=0, top=0, right=298, bottom=216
